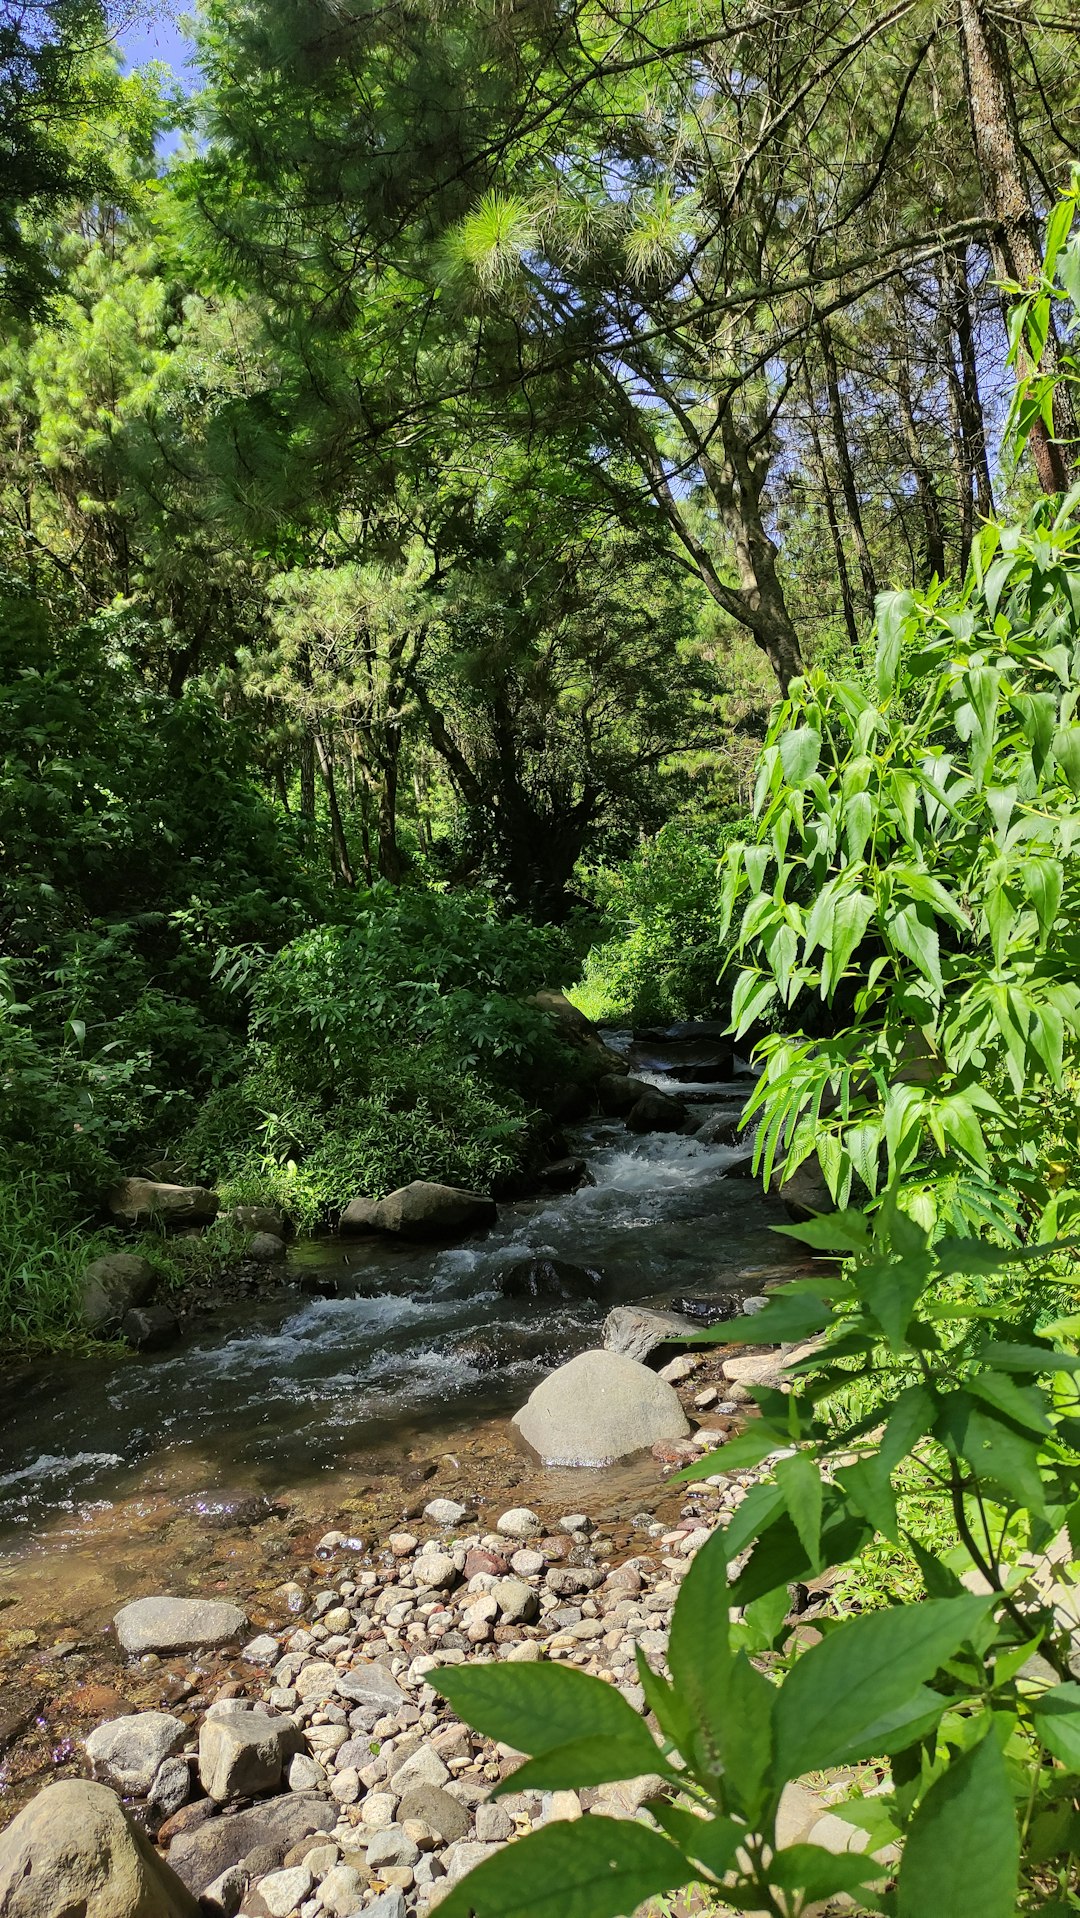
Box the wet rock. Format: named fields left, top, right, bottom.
left=122, top=1302, right=181, bottom=1350
left=396, top=1786, right=470, bottom=1845
left=512, top=1350, right=690, bottom=1466
left=246, top=1232, right=286, bottom=1263
left=0, top=1779, right=198, bottom=1918
left=694, top=1110, right=746, bottom=1145
left=80, top=1253, right=157, bottom=1332
left=499, top=1257, right=602, bottom=1301
left=232, top=1205, right=292, bottom=1238
left=107, top=1178, right=219, bottom=1232
left=536, top=1157, right=593, bottom=1192
left=84, top=1709, right=186, bottom=1796
left=625, top=1090, right=687, bottom=1134
left=340, top=1182, right=496, bottom=1241
left=113, top=1596, right=247, bottom=1656
left=167, top=1797, right=335, bottom=1895
left=596, top=1074, right=652, bottom=1116
left=671, top=1294, right=741, bottom=1325
left=0, top=1687, right=44, bottom=1753
left=602, top=1305, right=695, bottom=1365
left=199, top=1708, right=296, bottom=1802
left=775, top=1154, right=834, bottom=1220
left=424, top=1498, right=468, bottom=1527
left=723, top=1148, right=757, bottom=1179
left=496, top=1508, right=541, bottom=1539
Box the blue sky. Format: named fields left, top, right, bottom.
left=115, top=2, right=198, bottom=87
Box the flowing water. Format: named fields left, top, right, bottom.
left=0, top=1045, right=801, bottom=1633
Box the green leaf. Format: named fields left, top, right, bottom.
left=779, top=725, right=822, bottom=787
left=773, top=1207, right=871, bottom=1252
left=647, top=1806, right=741, bottom=1879
left=1032, top=1682, right=1080, bottom=1770
left=668, top=1524, right=731, bottom=1751
left=432, top=1663, right=650, bottom=1758
left=772, top=1596, right=992, bottom=1777
left=876, top=589, right=915, bottom=698
left=836, top=1450, right=900, bottom=1544
left=498, top=1729, right=665, bottom=1794
left=939, top=1398, right=1047, bottom=1513
left=431, top=1816, right=689, bottom=1918
left=776, top=1451, right=823, bottom=1563
left=889, top=900, right=943, bottom=993
left=1021, top=856, right=1063, bottom=942
left=980, top=1342, right=1080, bottom=1375
left=859, top=1252, right=933, bottom=1351
left=897, top=1731, right=1018, bottom=1918
left=769, top=1844, right=880, bottom=1901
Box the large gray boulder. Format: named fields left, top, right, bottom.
left=167, top=1795, right=334, bottom=1895
left=84, top=1710, right=186, bottom=1795
left=339, top=1181, right=496, bottom=1240
left=512, top=1349, right=690, bottom=1465
left=602, top=1304, right=696, bottom=1365
left=108, top=1178, right=219, bottom=1231
left=113, top=1595, right=247, bottom=1656
left=198, top=1708, right=296, bottom=1802
left=0, top=1779, right=198, bottom=1918
left=80, top=1253, right=156, bottom=1332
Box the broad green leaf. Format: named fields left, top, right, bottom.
left=897, top=1731, right=1018, bottom=1918
left=497, top=1729, right=665, bottom=1794
left=779, top=725, right=822, bottom=787
left=980, top=1342, right=1080, bottom=1375
left=1032, top=1682, right=1080, bottom=1770
left=432, top=1815, right=689, bottom=1918
left=938, top=1397, right=1047, bottom=1513
left=876, top=589, right=915, bottom=697
left=858, top=1252, right=933, bottom=1351
left=889, top=901, right=942, bottom=993
left=773, top=1207, right=870, bottom=1252
left=647, top=1806, right=741, bottom=1879
left=967, top=1371, right=1052, bottom=1436
left=432, top=1662, right=649, bottom=1757
left=776, top=1450, right=823, bottom=1562
left=668, top=1525, right=731, bottom=1753
left=773, top=1596, right=992, bottom=1777
left=769, top=1844, right=881, bottom=1901
left=836, top=1450, right=900, bottom=1543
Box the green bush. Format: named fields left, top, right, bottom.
left=573, top=823, right=740, bottom=1025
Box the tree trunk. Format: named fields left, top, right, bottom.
left=895, top=326, right=948, bottom=581
left=802, top=364, right=860, bottom=655
left=376, top=732, right=403, bottom=883
left=273, top=759, right=290, bottom=811
left=299, top=734, right=316, bottom=820
left=958, top=0, right=1075, bottom=493
left=818, top=323, right=877, bottom=623
left=314, top=732, right=356, bottom=887
left=948, top=245, right=995, bottom=533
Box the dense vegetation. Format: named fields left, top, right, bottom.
left=5, top=0, right=1080, bottom=1904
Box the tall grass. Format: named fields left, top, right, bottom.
left=0, top=1174, right=107, bottom=1349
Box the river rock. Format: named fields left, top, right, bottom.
left=246, top=1231, right=286, bottom=1263
left=499, top=1257, right=602, bottom=1301
left=396, top=1785, right=470, bottom=1844
left=625, top=1089, right=687, bottom=1134
left=122, top=1302, right=180, bottom=1350
left=107, top=1177, right=219, bottom=1231
left=536, top=1157, right=593, bottom=1191
left=512, top=1350, right=690, bottom=1465
left=232, top=1204, right=292, bottom=1237
left=602, top=1304, right=695, bottom=1364
left=167, top=1796, right=335, bottom=1895
left=340, top=1181, right=496, bottom=1240
left=150, top=1756, right=192, bottom=1818
left=335, top=1660, right=405, bottom=1710
left=84, top=1710, right=186, bottom=1795
left=496, top=1508, right=540, bottom=1538
left=0, top=1779, right=199, bottom=1918
left=775, top=1154, right=834, bottom=1220
left=113, top=1595, right=247, bottom=1655
left=199, top=1708, right=296, bottom=1802
left=492, top=1576, right=538, bottom=1623
left=80, top=1253, right=157, bottom=1332
left=695, top=1110, right=746, bottom=1145
left=596, top=1074, right=652, bottom=1116
left=424, top=1498, right=468, bottom=1527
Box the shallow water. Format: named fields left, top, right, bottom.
left=0, top=1040, right=803, bottom=1649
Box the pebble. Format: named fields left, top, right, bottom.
left=424, top=1500, right=468, bottom=1528
left=495, top=1508, right=540, bottom=1539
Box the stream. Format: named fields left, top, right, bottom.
left=0, top=1033, right=802, bottom=1639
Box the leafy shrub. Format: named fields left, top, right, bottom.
left=573, top=823, right=740, bottom=1025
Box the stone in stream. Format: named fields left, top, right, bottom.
left=625, top=1089, right=688, bottom=1134
left=0, top=1779, right=199, bottom=1918
left=512, top=1349, right=690, bottom=1465
left=232, top=1204, right=292, bottom=1238
left=122, top=1302, right=180, bottom=1350
left=602, top=1304, right=696, bottom=1365
left=107, top=1177, right=219, bottom=1231
left=596, top=1073, right=653, bottom=1116
left=84, top=1709, right=186, bottom=1795
left=535, top=1156, right=593, bottom=1191
left=245, top=1231, right=286, bottom=1263
left=671, top=1293, right=741, bottom=1325
left=695, top=1110, right=746, bottom=1145
left=80, top=1253, right=157, bottom=1332
left=499, top=1256, right=603, bottom=1301
left=113, top=1595, right=247, bottom=1656
left=339, top=1180, right=496, bottom=1240
left=198, top=1708, right=298, bottom=1802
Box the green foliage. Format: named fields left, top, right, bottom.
left=0, top=1171, right=113, bottom=1347
left=436, top=1198, right=1080, bottom=1916
left=573, top=824, right=740, bottom=1026
left=718, top=494, right=1080, bottom=1212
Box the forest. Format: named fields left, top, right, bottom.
left=4, top=0, right=1080, bottom=1913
